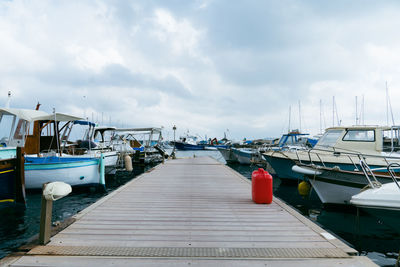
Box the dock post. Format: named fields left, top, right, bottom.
left=14, top=147, right=26, bottom=205
left=39, top=183, right=52, bottom=245
left=39, top=182, right=72, bottom=245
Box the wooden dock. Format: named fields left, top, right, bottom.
left=5, top=157, right=376, bottom=266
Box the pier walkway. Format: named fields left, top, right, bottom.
left=6, top=157, right=375, bottom=266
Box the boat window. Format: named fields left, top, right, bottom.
left=316, top=130, right=343, bottom=147
left=0, top=114, right=17, bottom=146
left=342, top=130, right=375, bottom=142
left=383, top=129, right=400, bottom=152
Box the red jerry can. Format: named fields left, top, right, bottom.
left=252, top=168, right=273, bottom=204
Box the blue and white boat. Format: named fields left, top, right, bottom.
left=23, top=112, right=105, bottom=190
left=172, top=134, right=205, bottom=150
left=68, top=121, right=119, bottom=174
left=25, top=156, right=104, bottom=189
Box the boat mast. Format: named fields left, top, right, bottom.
left=53, top=108, right=61, bottom=157
left=386, top=81, right=395, bottom=126
left=332, top=96, right=335, bottom=127
left=355, top=96, right=358, bottom=125
left=319, top=99, right=322, bottom=134
left=298, top=100, right=301, bottom=133
left=361, top=94, right=365, bottom=125
left=288, top=106, right=291, bottom=133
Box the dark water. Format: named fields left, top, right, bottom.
left=1, top=151, right=399, bottom=266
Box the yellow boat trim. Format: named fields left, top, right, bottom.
left=0, top=169, right=14, bottom=175
left=0, top=199, right=15, bottom=203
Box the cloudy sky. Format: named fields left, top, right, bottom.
left=1, top=0, right=400, bottom=140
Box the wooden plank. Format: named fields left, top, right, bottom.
left=7, top=157, right=376, bottom=266
left=8, top=255, right=379, bottom=267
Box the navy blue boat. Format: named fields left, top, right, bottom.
left=172, top=141, right=205, bottom=150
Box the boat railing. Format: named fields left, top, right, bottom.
left=387, top=162, right=400, bottom=190
left=296, top=147, right=360, bottom=170
left=359, top=159, right=381, bottom=189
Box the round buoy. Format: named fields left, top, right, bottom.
left=298, top=181, right=311, bottom=197
left=124, top=155, right=133, bottom=171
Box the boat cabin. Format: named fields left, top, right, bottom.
left=314, top=125, right=399, bottom=153
left=24, top=113, right=83, bottom=156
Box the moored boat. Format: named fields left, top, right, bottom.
left=351, top=163, right=400, bottom=232
left=0, top=107, right=49, bottom=207
left=217, top=147, right=238, bottom=163
left=231, top=147, right=255, bottom=165
left=293, top=160, right=398, bottom=205
left=23, top=111, right=105, bottom=190
left=264, top=126, right=400, bottom=180
left=24, top=156, right=103, bottom=189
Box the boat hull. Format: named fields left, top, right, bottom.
left=217, top=147, right=237, bottom=163
left=232, top=148, right=253, bottom=165
left=25, top=156, right=102, bottom=189
left=263, top=154, right=303, bottom=180
left=305, top=168, right=394, bottom=205
left=172, top=142, right=205, bottom=150
left=0, top=163, right=16, bottom=206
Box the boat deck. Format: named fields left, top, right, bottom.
left=5, top=157, right=376, bottom=266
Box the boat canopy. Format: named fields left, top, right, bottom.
left=37, top=113, right=83, bottom=122
left=74, top=120, right=96, bottom=127
left=0, top=108, right=49, bottom=121
left=114, top=127, right=162, bottom=134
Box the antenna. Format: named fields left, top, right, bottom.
left=332, top=96, right=335, bottom=127
left=5, top=91, right=11, bottom=108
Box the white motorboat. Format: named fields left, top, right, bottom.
left=351, top=163, right=400, bottom=231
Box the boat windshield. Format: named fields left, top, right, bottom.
left=0, top=114, right=27, bottom=147
left=342, top=130, right=375, bottom=142
left=316, top=129, right=343, bottom=148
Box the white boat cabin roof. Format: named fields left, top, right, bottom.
left=38, top=112, right=83, bottom=122
left=315, top=125, right=399, bottom=153
left=324, top=125, right=392, bottom=131
left=114, top=127, right=162, bottom=134
left=0, top=108, right=49, bottom=121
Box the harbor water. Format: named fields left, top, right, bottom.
left=1, top=150, right=399, bottom=266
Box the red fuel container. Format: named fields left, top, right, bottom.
left=252, top=168, right=273, bottom=204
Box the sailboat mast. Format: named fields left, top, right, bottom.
left=332, top=96, right=335, bottom=127
left=288, top=106, right=291, bottom=133
left=386, top=81, right=389, bottom=126
left=298, top=100, right=301, bottom=133
left=355, top=96, right=358, bottom=125
left=319, top=99, right=322, bottom=134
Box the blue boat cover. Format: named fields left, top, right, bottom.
left=73, top=120, right=96, bottom=127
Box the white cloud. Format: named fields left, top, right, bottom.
left=2, top=1, right=400, bottom=140
left=151, top=8, right=203, bottom=57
